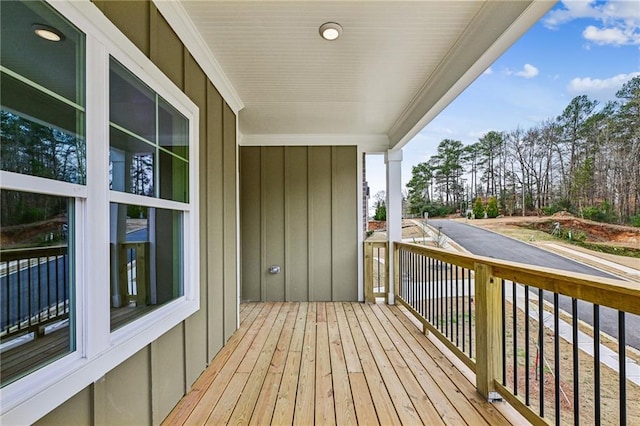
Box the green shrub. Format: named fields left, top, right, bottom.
left=373, top=202, right=386, bottom=221
left=486, top=196, right=499, bottom=218
left=21, top=207, right=45, bottom=223
left=127, top=205, right=147, bottom=219
left=630, top=215, right=640, bottom=227
left=473, top=197, right=485, bottom=219
left=557, top=228, right=586, bottom=242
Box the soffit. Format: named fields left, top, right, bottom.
left=178, top=1, right=553, bottom=149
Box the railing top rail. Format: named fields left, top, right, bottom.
left=395, top=241, right=640, bottom=316
left=120, top=241, right=150, bottom=247
left=363, top=240, right=388, bottom=248
left=0, top=245, right=67, bottom=261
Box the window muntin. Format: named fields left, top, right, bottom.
left=0, top=190, right=75, bottom=387
left=0, top=0, right=85, bottom=185
left=109, top=203, right=183, bottom=331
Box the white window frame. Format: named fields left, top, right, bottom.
left=0, top=1, right=200, bottom=423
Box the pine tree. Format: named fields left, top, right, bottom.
left=473, top=197, right=485, bottom=219
left=486, top=196, right=499, bottom=218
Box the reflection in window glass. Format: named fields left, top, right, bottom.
left=109, top=61, right=155, bottom=144
left=109, top=204, right=183, bottom=331
left=109, top=127, right=155, bottom=196
left=0, top=190, right=74, bottom=387
left=159, top=150, right=188, bottom=203
left=109, top=58, right=188, bottom=202
left=158, top=97, right=188, bottom=159
left=0, top=1, right=85, bottom=184
left=0, top=1, right=85, bottom=105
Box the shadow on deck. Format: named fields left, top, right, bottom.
left=163, top=302, right=527, bottom=425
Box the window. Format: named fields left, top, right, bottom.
left=108, top=59, right=189, bottom=330
left=0, top=0, right=84, bottom=387
left=0, top=0, right=199, bottom=414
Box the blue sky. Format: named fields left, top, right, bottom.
left=367, top=0, right=640, bottom=198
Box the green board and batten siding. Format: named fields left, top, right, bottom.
left=35, top=1, right=237, bottom=425
left=240, top=146, right=358, bottom=303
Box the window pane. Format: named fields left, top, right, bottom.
left=1, top=1, right=85, bottom=105
left=1, top=109, right=85, bottom=185
left=109, top=204, right=183, bottom=331
left=109, top=127, right=155, bottom=197
left=159, top=150, right=188, bottom=203
left=0, top=190, right=75, bottom=387
left=109, top=59, right=156, bottom=144
left=158, top=97, right=188, bottom=159
left=0, top=1, right=85, bottom=184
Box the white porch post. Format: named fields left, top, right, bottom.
left=385, top=149, right=402, bottom=304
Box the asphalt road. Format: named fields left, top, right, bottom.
left=428, top=219, right=640, bottom=350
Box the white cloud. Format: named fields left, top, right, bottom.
left=515, top=64, right=539, bottom=79
left=544, top=0, right=596, bottom=28
left=583, top=25, right=640, bottom=45
left=567, top=72, right=640, bottom=100
left=483, top=67, right=494, bottom=75
left=544, top=0, right=640, bottom=46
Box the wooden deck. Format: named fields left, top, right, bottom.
left=163, top=302, right=526, bottom=425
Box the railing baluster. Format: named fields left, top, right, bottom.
left=64, top=253, right=68, bottom=313
left=594, top=304, right=600, bottom=426
left=445, top=260, right=449, bottom=338
left=437, top=259, right=441, bottom=332
left=46, top=255, right=51, bottom=319
left=525, top=284, right=530, bottom=406
left=427, top=257, right=431, bottom=323
left=376, top=246, right=380, bottom=294
left=513, top=281, right=518, bottom=396
left=411, top=252, right=415, bottom=306
left=539, top=288, right=545, bottom=418
left=438, top=262, right=444, bottom=334
left=468, top=270, right=472, bottom=359
left=455, top=265, right=459, bottom=346
left=572, top=297, right=579, bottom=425
left=2, top=262, right=7, bottom=333
left=36, top=257, right=41, bottom=324
left=449, top=262, right=454, bottom=339
left=17, top=259, right=23, bottom=328
left=27, top=258, right=33, bottom=328
left=619, top=311, right=626, bottom=425
left=55, top=255, right=60, bottom=317
left=554, top=292, right=560, bottom=426
left=410, top=254, right=414, bottom=309
left=421, top=255, right=426, bottom=318
left=502, top=278, right=506, bottom=386
left=462, top=267, right=466, bottom=354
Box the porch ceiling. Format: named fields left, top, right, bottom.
left=173, top=1, right=555, bottom=150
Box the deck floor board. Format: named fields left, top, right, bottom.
left=163, top=302, right=526, bottom=425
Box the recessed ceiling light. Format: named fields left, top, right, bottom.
left=32, top=24, right=64, bottom=42
left=319, top=22, right=342, bottom=41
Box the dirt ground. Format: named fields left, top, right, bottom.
left=461, top=212, right=640, bottom=249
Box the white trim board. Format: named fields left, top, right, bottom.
left=152, top=0, right=244, bottom=114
